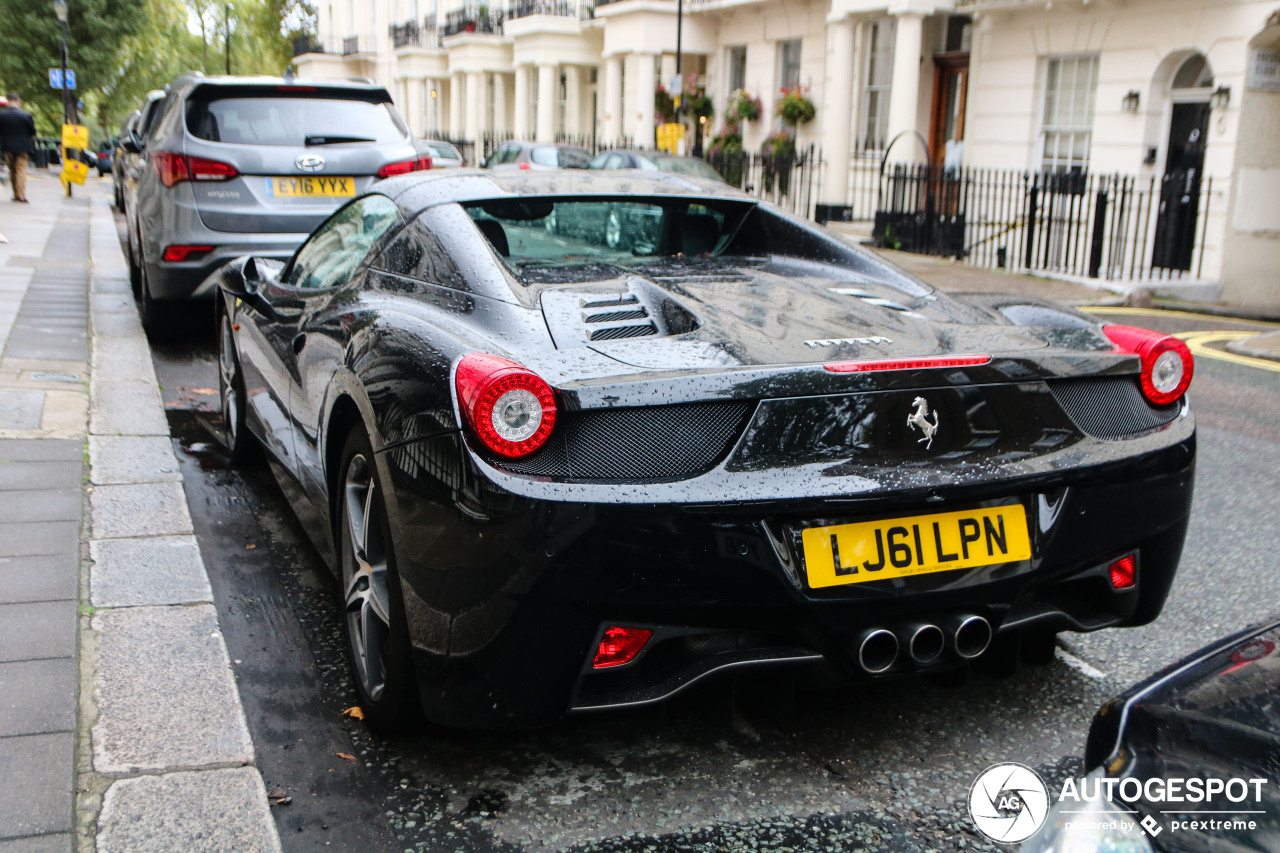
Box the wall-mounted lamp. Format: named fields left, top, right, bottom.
left=1211, top=85, right=1230, bottom=110
left=1121, top=90, right=1140, bottom=112
left=430, top=88, right=437, bottom=98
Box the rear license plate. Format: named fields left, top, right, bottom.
left=266, top=176, right=355, bottom=197
left=801, top=504, right=1031, bottom=589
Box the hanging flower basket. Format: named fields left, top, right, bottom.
left=777, top=85, right=816, bottom=127
left=726, top=89, right=762, bottom=123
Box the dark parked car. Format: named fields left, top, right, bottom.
left=419, top=139, right=465, bottom=168
left=202, top=170, right=1195, bottom=732
left=587, top=148, right=725, bottom=182
left=122, top=73, right=427, bottom=331
left=1030, top=618, right=1280, bottom=851
left=481, top=140, right=589, bottom=171
left=95, top=138, right=115, bottom=176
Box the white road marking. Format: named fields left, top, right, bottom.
left=1054, top=646, right=1108, bottom=680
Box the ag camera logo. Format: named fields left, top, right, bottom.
left=968, top=763, right=1050, bottom=843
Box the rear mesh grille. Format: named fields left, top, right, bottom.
left=1049, top=377, right=1180, bottom=439
left=590, top=323, right=657, bottom=341
left=494, top=402, right=753, bottom=482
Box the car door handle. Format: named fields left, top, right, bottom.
left=292, top=333, right=306, bottom=354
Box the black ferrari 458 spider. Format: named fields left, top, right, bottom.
left=200, top=170, right=1196, bottom=731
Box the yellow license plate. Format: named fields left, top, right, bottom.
left=266, top=176, right=355, bottom=197
left=801, top=504, right=1031, bottom=589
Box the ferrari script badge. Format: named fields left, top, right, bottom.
left=908, top=396, right=939, bottom=449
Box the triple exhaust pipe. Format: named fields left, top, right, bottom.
left=855, top=614, right=993, bottom=674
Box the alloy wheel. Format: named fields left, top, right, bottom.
left=342, top=453, right=392, bottom=701
left=218, top=316, right=239, bottom=449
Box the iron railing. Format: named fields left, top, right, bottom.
left=705, top=144, right=823, bottom=219
left=342, top=34, right=375, bottom=55
left=443, top=5, right=505, bottom=36
left=508, top=0, right=593, bottom=19
left=873, top=164, right=1221, bottom=281
left=390, top=20, right=442, bottom=49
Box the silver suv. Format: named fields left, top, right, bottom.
left=123, top=73, right=427, bottom=330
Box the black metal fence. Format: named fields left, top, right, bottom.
left=443, top=5, right=505, bottom=36
left=873, top=165, right=1220, bottom=281
left=390, top=20, right=441, bottom=49
left=706, top=144, right=823, bottom=219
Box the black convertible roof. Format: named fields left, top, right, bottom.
left=377, top=169, right=757, bottom=214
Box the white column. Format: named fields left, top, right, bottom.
left=536, top=62, right=557, bottom=142
left=466, top=70, right=485, bottom=140
left=886, top=12, right=924, bottom=162
left=449, top=72, right=464, bottom=137
left=493, top=72, right=508, bottom=135
left=603, top=54, right=623, bottom=143
left=564, top=65, right=582, bottom=137
left=514, top=65, right=531, bottom=139
left=635, top=52, right=656, bottom=149
left=822, top=15, right=856, bottom=203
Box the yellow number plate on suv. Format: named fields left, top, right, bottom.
left=801, top=504, right=1031, bottom=589
left=266, top=176, right=355, bottom=197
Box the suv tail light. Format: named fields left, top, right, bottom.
left=153, top=152, right=239, bottom=187
left=377, top=156, right=433, bottom=178
left=455, top=353, right=557, bottom=458
left=592, top=626, right=653, bottom=668
left=161, top=245, right=213, bottom=262
left=1103, top=324, right=1194, bottom=406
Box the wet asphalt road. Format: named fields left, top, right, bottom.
left=137, top=283, right=1280, bottom=852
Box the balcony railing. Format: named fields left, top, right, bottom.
left=508, top=0, right=594, bottom=20
left=342, top=34, right=375, bottom=55
left=391, top=19, right=442, bottom=49
left=442, top=5, right=505, bottom=36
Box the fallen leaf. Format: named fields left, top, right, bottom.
left=245, top=544, right=256, bottom=550
left=342, top=706, right=365, bottom=720
left=190, top=387, right=217, bottom=395
left=273, top=797, right=292, bottom=806
left=266, top=786, right=287, bottom=799
left=337, top=752, right=356, bottom=762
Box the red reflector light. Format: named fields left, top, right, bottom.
left=1108, top=555, right=1136, bottom=590
left=1103, top=324, right=1194, bottom=406
left=518, top=161, right=532, bottom=170
left=162, top=245, right=214, bottom=262
left=377, top=156, right=433, bottom=178
left=824, top=355, right=992, bottom=373
left=455, top=353, right=558, bottom=458
left=152, top=152, right=238, bottom=187
left=593, top=626, right=653, bottom=669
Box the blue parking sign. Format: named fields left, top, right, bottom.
left=48, top=69, right=76, bottom=90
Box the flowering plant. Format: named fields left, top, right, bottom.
left=776, top=85, right=816, bottom=126
left=726, top=88, right=762, bottom=122
left=655, top=86, right=676, bottom=123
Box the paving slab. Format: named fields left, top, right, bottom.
left=0, top=834, right=73, bottom=853
left=91, top=605, right=253, bottom=773
left=0, top=440, right=81, bottom=464
left=0, top=733, right=73, bottom=839
left=97, top=768, right=280, bottom=853
left=87, top=379, right=169, bottom=436
left=0, top=489, right=81, bottom=523
left=88, top=435, right=181, bottom=485
left=0, top=390, right=44, bottom=431
left=0, top=602, right=77, bottom=662
left=0, top=521, right=79, bottom=558
left=0, top=659, right=76, bottom=736
left=90, top=482, right=192, bottom=540
left=0, top=554, right=78, bottom=603
left=89, top=311, right=142, bottom=339
left=0, top=461, right=82, bottom=491
left=87, top=294, right=133, bottom=316
left=90, top=536, right=211, bottom=608
left=90, top=337, right=156, bottom=384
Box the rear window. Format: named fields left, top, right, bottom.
left=531, top=146, right=589, bottom=168
left=186, top=90, right=407, bottom=146
left=651, top=156, right=723, bottom=181
left=425, top=143, right=460, bottom=160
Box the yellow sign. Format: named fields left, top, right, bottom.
left=61, top=123, right=89, bottom=151
left=61, top=156, right=89, bottom=186
left=656, top=122, right=685, bottom=156
left=801, top=504, right=1032, bottom=589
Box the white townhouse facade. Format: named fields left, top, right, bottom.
left=296, top=0, right=1280, bottom=306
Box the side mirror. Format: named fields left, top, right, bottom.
left=120, top=134, right=141, bottom=154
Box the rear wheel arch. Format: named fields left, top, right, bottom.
left=325, top=395, right=366, bottom=530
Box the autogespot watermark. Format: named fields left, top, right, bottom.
left=968, top=763, right=1272, bottom=843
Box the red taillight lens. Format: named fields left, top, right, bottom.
left=152, top=152, right=238, bottom=187
left=162, top=245, right=214, bottom=262
left=592, top=626, right=653, bottom=669
left=517, top=161, right=532, bottom=170
left=1103, top=324, right=1194, bottom=406
left=1108, top=555, right=1136, bottom=590
left=377, top=156, right=433, bottom=178
left=824, top=355, right=991, bottom=373
left=455, top=353, right=557, bottom=458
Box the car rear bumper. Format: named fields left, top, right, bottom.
left=382, top=429, right=1195, bottom=728
left=144, top=234, right=305, bottom=300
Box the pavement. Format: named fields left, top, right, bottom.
left=0, top=171, right=280, bottom=853
left=0, top=170, right=1274, bottom=853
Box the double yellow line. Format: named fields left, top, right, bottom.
left=1086, top=306, right=1280, bottom=374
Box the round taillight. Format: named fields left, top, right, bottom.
left=1103, top=324, right=1194, bottom=406
left=455, top=354, right=557, bottom=458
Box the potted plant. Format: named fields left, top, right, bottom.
left=776, top=85, right=816, bottom=127
left=726, top=89, right=762, bottom=123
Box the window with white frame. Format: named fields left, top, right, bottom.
left=778, top=39, right=802, bottom=89
left=860, top=19, right=895, bottom=153
left=728, top=45, right=747, bottom=93
left=1041, top=54, right=1099, bottom=173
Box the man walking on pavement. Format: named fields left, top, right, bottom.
left=0, top=93, right=37, bottom=203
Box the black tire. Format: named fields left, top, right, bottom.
left=336, top=428, right=423, bottom=734
left=137, top=258, right=171, bottom=337
left=217, top=308, right=256, bottom=463
left=127, top=231, right=142, bottom=298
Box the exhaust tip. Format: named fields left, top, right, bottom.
left=953, top=615, right=993, bottom=659
left=909, top=624, right=946, bottom=664
left=858, top=628, right=899, bottom=674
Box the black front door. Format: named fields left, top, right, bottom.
left=1152, top=102, right=1209, bottom=271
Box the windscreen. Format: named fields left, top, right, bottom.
left=651, top=155, right=724, bottom=182
left=463, top=197, right=752, bottom=265
left=186, top=88, right=407, bottom=146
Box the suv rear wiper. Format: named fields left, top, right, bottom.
left=305, top=135, right=376, bottom=146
